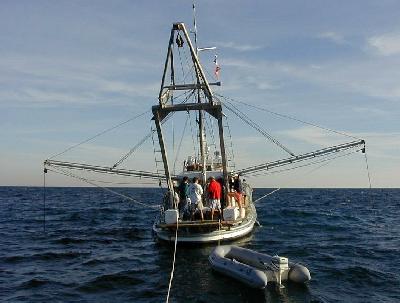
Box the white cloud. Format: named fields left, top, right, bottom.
left=318, top=32, right=346, bottom=44
left=280, top=126, right=352, bottom=147
left=368, top=32, right=400, bottom=56
left=215, top=41, right=263, bottom=52
left=0, top=54, right=160, bottom=107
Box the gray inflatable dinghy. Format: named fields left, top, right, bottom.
left=209, top=245, right=311, bottom=289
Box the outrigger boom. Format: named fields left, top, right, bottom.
left=44, top=159, right=176, bottom=181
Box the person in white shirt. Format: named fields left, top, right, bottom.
left=189, top=177, right=204, bottom=221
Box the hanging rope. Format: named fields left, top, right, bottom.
left=364, top=152, right=372, bottom=189
left=166, top=221, right=178, bottom=303
left=43, top=167, right=47, bottom=233
left=177, top=41, right=187, bottom=84
left=187, top=111, right=198, bottom=157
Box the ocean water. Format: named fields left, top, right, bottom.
left=0, top=187, right=399, bottom=303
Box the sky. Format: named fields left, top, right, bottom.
left=1, top=0, right=399, bottom=188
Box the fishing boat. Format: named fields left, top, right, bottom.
left=43, top=14, right=366, bottom=245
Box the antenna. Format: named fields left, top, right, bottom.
left=192, top=1, right=198, bottom=53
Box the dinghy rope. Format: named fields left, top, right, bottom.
left=166, top=220, right=178, bottom=303
left=254, top=188, right=281, bottom=203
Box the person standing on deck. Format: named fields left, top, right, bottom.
left=189, top=177, right=204, bottom=221
left=208, top=176, right=221, bottom=220
left=241, top=178, right=251, bottom=206
left=178, top=176, right=190, bottom=219
left=233, top=174, right=243, bottom=209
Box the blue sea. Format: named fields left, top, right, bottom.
left=0, top=187, right=399, bottom=302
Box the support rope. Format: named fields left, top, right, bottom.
left=219, top=97, right=295, bottom=156
left=216, top=93, right=360, bottom=140
left=48, top=110, right=150, bottom=160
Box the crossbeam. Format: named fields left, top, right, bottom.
left=237, top=139, right=365, bottom=175
left=163, top=82, right=221, bottom=91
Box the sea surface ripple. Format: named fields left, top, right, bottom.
left=0, top=187, right=399, bottom=302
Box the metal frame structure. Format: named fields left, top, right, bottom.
left=152, top=22, right=228, bottom=194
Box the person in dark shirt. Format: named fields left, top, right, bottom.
left=178, top=176, right=190, bottom=219
left=233, top=175, right=243, bottom=209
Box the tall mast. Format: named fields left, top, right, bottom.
left=193, top=2, right=207, bottom=186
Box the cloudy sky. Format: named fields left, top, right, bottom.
left=1, top=0, right=399, bottom=187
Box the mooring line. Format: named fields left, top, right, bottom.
left=166, top=220, right=178, bottom=303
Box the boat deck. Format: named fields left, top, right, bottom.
left=157, top=219, right=243, bottom=229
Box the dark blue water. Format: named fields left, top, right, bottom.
left=1, top=187, right=399, bottom=302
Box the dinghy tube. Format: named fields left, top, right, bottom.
left=209, top=245, right=311, bottom=289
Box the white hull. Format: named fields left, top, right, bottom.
left=153, top=203, right=257, bottom=243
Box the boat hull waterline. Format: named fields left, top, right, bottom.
left=153, top=204, right=257, bottom=243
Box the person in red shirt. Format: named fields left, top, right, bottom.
left=207, top=176, right=222, bottom=220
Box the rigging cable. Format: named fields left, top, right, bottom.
left=47, top=167, right=160, bottom=210
left=251, top=151, right=350, bottom=203
left=173, top=113, right=190, bottom=173
left=48, top=109, right=151, bottom=160
left=113, top=130, right=155, bottom=169
left=113, top=91, right=196, bottom=169
left=180, top=40, right=196, bottom=84
left=216, top=93, right=360, bottom=140
left=218, top=96, right=295, bottom=156
left=177, top=39, right=187, bottom=85
left=204, top=111, right=217, bottom=151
